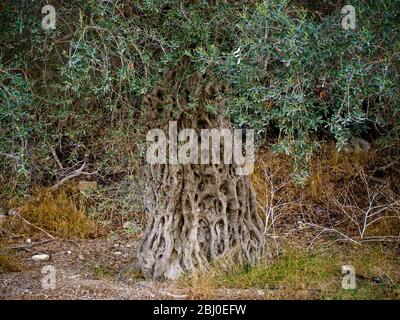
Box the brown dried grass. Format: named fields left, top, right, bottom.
left=252, top=141, right=400, bottom=243
left=5, top=185, right=98, bottom=239
left=0, top=246, right=22, bottom=273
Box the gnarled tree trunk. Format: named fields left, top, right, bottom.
left=137, top=112, right=264, bottom=280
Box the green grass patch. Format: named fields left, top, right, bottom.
left=215, top=247, right=341, bottom=293
left=183, top=244, right=400, bottom=299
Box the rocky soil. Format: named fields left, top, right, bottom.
left=0, top=234, right=274, bottom=300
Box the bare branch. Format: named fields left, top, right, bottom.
left=48, top=162, right=86, bottom=191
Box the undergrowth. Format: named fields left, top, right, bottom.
left=4, top=185, right=97, bottom=239
left=252, top=140, right=400, bottom=243
left=0, top=246, right=22, bottom=273
left=182, top=244, right=400, bottom=300
left=1, top=0, right=399, bottom=191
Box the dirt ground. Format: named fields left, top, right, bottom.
left=0, top=234, right=275, bottom=300
left=2, top=224, right=399, bottom=300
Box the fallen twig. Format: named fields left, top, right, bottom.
left=49, top=162, right=86, bottom=191
left=159, top=290, right=188, bottom=299
left=50, top=147, right=64, bottom=169
left=8, top=239, right=55, bottom=250
left=304, top=222, right=360, bottom=246
left=14, top=211, right=58, bottom=239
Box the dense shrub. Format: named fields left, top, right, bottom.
left=205, top=0, right=400, bottom=181
left=0, top=0, right=399, bottom=190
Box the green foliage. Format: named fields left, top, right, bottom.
left=0, top=0, right=399, bottom=189
left=203, top=0, right=400, bottom=182
left=0, top=65, right=34, bottom=189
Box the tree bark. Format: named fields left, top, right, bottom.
left=137, top=112, right=264, bottom=280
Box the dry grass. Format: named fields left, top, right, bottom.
left=0, top=246, right=22, bottom=273
left=4, top=185, right=98, bottom=239
left=252, top=141, right=400, bottom=244
left=179, top=141, right=398, bottom=299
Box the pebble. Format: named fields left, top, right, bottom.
left=123, top=221, right=134, bottom=229
left=114, top=251, right=122, bottom=255
left=32, top=254, right=50, bottom=261
left=372, top=276, right=384, bottom=284
left=26, top=238, right=32, bottom=244
left=78, top=181, right=97, bottom=192
left=137, top=281, right=152, bottom=288
left=8, top=210, right=17, bottom=216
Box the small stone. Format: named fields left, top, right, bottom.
left=32, top=254, right=50, bottom=261
left=26, top=238, right=32, bottom=244
left=78, top=181, right=97, bottom=192
left=123, top=221, right=134, bottom=229
left=67, top=251, right=72, bottom=255
left=137, top=281, right=152, bottom=288
left=8, top=210, right=17, bottom=216
left=372, top=276, right=384, bottom=284
left=342, top=137, right=371, bottom=153
left=114, top=251, right=122, bottom=255
left=78, top=254, right=84, bottom=261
